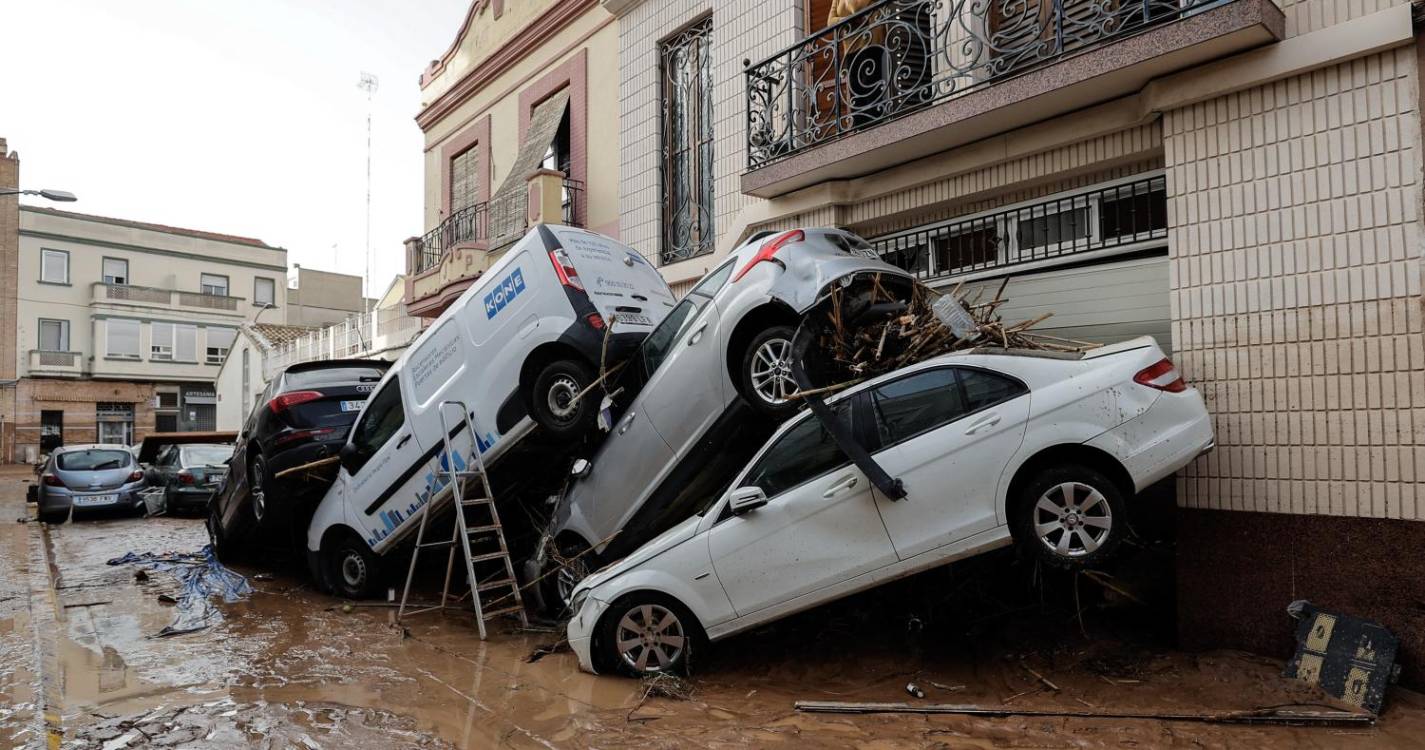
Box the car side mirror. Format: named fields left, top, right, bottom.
left=570, top=458, right=591, bottom=479
left=728, top=486, right=768, bottom=516
left=338, top=442, right=363, bottom=474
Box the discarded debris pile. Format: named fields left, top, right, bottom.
left=107, top=545, right=252, bottom=636
left=798, top=275, right=1101, bottom=389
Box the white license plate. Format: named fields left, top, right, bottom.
left=618, top=313, right=653, bottom=326
left=74, top=494, right=118, bottom=507
left=339, top=400, right=365, bottom=412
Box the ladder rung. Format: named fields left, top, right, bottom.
left=481, top=604, right=525, bottom=621
left=417, top=540, right=456, bottom=549
left=458, top=498, right=491, bottom=506
left=469, top=551, right=510, bottom=563
left=476, top=578, right=516, bottom=592
left=466, top=524, right=501, bottom=534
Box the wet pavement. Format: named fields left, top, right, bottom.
left=3, top=466, right=1425, bottom=748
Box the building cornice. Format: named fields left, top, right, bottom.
left=20, top=230, right=289, bottom=273
left=598, top=0, right=644, bottom=18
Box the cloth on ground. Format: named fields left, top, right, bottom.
left=106, top=545, right=252, bottom=636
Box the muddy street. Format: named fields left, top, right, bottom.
left=0, top=467, right=1421, bottom=748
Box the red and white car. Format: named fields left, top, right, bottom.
left=566, top=336, right=1213, bottom=676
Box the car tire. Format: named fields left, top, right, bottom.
left=1012, top=464, right=1126, bottom=570
left=596, top=593, right=705, bottom=677
left=737, top=325, right=799, bottom=419
left=249, top=455, right=271, bottom=529
left=325, top=533, right=380, bottom=600
left=38, top=508, right=67, bottom=524
left=208, top=506, right=238, bottom=564
left=539, top=538, right=592, bottom=617
left=530, top=359, right=596, bottom=440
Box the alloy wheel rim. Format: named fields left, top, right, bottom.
left=749, top=337, right=795, bottom=405
left=1033, top=481, right=1112, bottom=558
left=616, top=603, right=686, bottom=673
left=251, top=466, right=265, bottom=521
left=547, top=375, right=581, bottom=422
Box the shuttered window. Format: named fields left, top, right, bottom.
left=450, top=146, right=481, bottom=213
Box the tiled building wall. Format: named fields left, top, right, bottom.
left=1165, top=46, right=1424, bottom=520
left=1277, top=0, right=1408, bottom=37
left=616, top=0, right=802, bottom=264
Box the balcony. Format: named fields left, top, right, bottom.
left=28, top=349, right=83, bottom=377
left=406, top=172, right=585, bottom=317
left=743, top=0, right=1283, bottom=197
left=92, top=283, right=246, bottom=316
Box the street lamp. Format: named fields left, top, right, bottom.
left=0, top=188, right=77, bottom=202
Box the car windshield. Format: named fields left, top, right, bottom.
left=180, top=445, right=234, bottom=467
left=284, top=366, right=386, bottom=390
left=56, top=449, right=131, bottom=471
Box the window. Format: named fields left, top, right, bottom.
left=254, top=277, right=275, bottom=307
left=1099, top=185, right=1168, bottom=241
left=688, top=259, right=735, bottom=298
left=200, top=273, right=229, bottom=296
left=156, top=390, right=179, bottom=409
left=349, top=376, right=405, bottom=463
left=40, top=411, right=63, bottom=453
left=740, top=402, right=853, bottom=499
left=934, top=224, right=1000, bottom=273
left=40, top=249, right=69, bottom=284
left=102, top=257, right=129, bottom=285
left=151, top=322, right=174, bottom=360
left=56, top=448, right=132, bottom=470
left=639, top=297, right=705, bottom=380
left=106, top=319, right=141, bottom=358
left=175, top=325, right=197, bottom=361
left=450, top=144, right=482, bottom=213
left=96, top=403, right=135, bottom=446
left=872, top=368, right=966, bottom=447
left=1017, top=205, right=1091, bottom=251
left=961, top=368, right=1026, bottom=411
left=659, top=16, right=715, bottom=264
left=206, top=327, right=236, bottom=365
left=38, top=319, right=69, bottom=351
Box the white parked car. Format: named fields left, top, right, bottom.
left=566, top=336, right=1212, bottom=675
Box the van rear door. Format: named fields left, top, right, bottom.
left=548, top=226, right=676, bottom=336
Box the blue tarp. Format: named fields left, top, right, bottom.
left=106, top=545, right=252, bottom=636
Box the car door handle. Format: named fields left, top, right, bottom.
left=396, top=433, right=412, bottom=449
left=822, top=474, right=858, bottom=498
left=687, top=322, right=707, bottom=346
left=965, top=414, right=1001, bottom=435
left=618, top=412, right=637, bottom=435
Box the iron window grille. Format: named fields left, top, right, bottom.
left=660, top=16, right=716, bottom=265
left=746, top=0, right=1234, bottom=169
left=872, top=174, right=1168, bottom=281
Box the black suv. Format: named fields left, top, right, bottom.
left=209, top=359, right=389, bottom=559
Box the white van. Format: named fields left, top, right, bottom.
left=305, top=225, right=675, bottom=597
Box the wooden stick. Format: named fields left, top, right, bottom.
left=793, top=702, right=1374, bottom=726
left=274, top=455, right=340, bottom=480
left=1021, top=662, right=1061, bottom=692
left=787, top=379, right=863, bottom=401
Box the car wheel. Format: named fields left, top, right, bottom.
left=1013, top=464, right=1126, bottom=570
left=249, top=455, right=270, bottom=527
left=38, top=507, right=67, bottom=524
left=597, top=594, right=704, bottom=676
left=539, top=539, right=592, bottom=617
left=325, top=534, right=380, bottom=600
left=530, top=359, right=595, bottom=440
left=738, top=325, right=799, bottom=419
left=208, top=506, right=237, bottom=564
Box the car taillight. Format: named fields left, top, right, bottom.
left=732, top=230, right=803, bottom=283
left=274, top=427, right=337, bottom=447
left=42, top=474, right=64, bottom=488
left=1134, top=358, right=1187, bottom=393
left=549, top=248, right=585, bottom=291
left=269, top=390, right=323, bottom=414
left=586, top=312, right=605, bottom=330
left=129, top=470, right=144, bottom=482
left=177, top=470, right=195, bottom=485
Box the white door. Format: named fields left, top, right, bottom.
left=338, top=374, right=427, bottom=550
left=707, top=402, right=896, bottom=617
left=868, top=366, right=1030, bottom=560
left=640, top=260, right=734, bottom=457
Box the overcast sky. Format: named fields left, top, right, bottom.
left=1, top=0, right=469, bottom=299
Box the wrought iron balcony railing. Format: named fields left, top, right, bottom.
left=746, top=0, right=1230, bottom=168
left=561, top=178, right=584, bottom=226
left=871, top=174, right=1167, bottom=280
left=415, top=202, right=489, bottom=273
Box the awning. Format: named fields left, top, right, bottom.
left=488, top=89, right=570, bottom=248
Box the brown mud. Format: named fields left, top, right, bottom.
left=1, top=470, right=1422, bottom=748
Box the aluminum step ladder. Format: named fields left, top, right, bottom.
left=396, top=400, right=528, bottom=639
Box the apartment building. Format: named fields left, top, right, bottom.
left=14, top=206, right=291, bottom=459
left=0, top=142, right=20, bottom=461
left=602, top=0, right=1425, bottom=676
left=285, top=265, right=370, bottom=327
left=404, top=0, right=621, bottom=319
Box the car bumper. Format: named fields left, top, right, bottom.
left=169, top=487, right=218, bottom=509
left=39, top=487, right=146, bottom=514
left=1088, top=388, right=1215, bottom=492
left=566, top=595, right=610, bottom=674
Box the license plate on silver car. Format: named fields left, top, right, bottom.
left=339, top=400, right=365, bottom=412
left=74, top=494, right=117, bottom=507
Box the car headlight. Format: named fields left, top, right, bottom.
left=569, top=588, right=590, bottom=616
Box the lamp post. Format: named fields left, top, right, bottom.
left=0, top=188, right=77, bottom=202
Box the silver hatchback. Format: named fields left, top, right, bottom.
left=36, top=444, right=147, bottom=522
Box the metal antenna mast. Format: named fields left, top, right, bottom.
left=357, top=72, right=379, bottom=315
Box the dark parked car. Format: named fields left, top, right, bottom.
left=146, top=442, right=237, bottom=514
left=36, top=444, right=147, bottom=523
left=208, top=359, right=389, bottom=559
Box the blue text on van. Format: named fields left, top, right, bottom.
left=483, top=268, right=526, bottom=319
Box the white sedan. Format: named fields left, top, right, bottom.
left=566, top=336, right=1213, bottom=676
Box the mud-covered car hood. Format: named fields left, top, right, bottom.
left=576, top=514, right=702, bottom=597
left=766, top=238, right=912, bottom=313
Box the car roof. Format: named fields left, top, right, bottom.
left=53, top=444, right=132, bottom=453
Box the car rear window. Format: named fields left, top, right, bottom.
left=181, top=445, right=234, bottom=467
left=283, top=366, right=386, bottom=391
left=57, top=449, right=132, bottom=471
